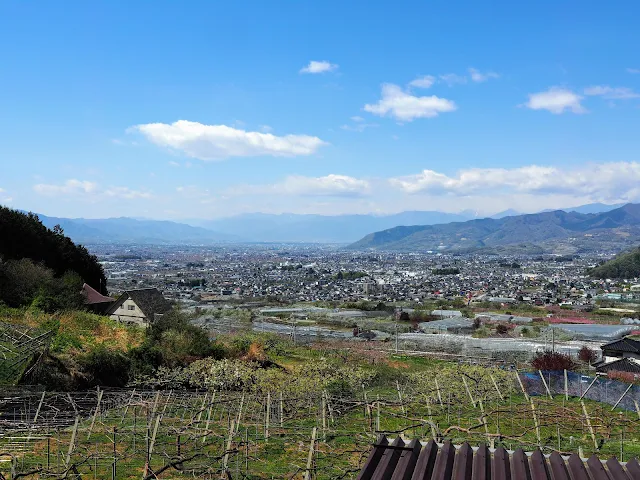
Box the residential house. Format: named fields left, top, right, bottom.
left=595, top=337, right=640, bottom=375
left=106, top=288, right=171, bottom=326
left=81, top=283, right=114, bottom=314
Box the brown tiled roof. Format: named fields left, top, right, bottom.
left=356, top=436, right=639, bottom=480
left=81, top=283, right=114, bottom=305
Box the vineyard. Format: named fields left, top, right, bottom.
left=1, top=339, right=640, bottom=479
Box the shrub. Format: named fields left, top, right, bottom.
left=495, top=324, right=509, bottom=335
left=607, top=370, right=639, bottom=384
left=81, top=346, right=131, bottom=387
left=578, top=346, right=597, bottom=364
left=531, top=351, right=576, bottom=371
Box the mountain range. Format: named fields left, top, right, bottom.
left=34, top=214, right=238, bottom=245
left=27, top=202, right=626, bottom=246
left=348, top=203, right=640, bottom=254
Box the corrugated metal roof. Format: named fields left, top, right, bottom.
left=357, top=436, right=640, bottom=480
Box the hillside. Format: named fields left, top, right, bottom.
left=0, top=206, right=107, bottom=294
left=348, top=203, right=640, bottom=253
left=589, top=247, right=640, bottom=279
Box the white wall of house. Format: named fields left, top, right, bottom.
left=604, top=353, right=640, bottom=364
left=109, top=298, right=148, bottom=326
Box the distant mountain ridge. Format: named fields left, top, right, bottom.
left=34, top=214, right=239, bottom=245
left=347, top=203, right=640, bottom=254
left=23, top=201, right=625, bottom=245
left=189, top=211, right=475, bottom=243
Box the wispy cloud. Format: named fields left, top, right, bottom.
left=523, top=87, right=586, bottom=114
left=409, top=75, right=436, bottom=89
left=226, top=174, right=371, bottom=198
left=468, top=67, right=499, bottom=82
left=364, top=84, right=456, bottom=122
left=389, top=162, right=640, bottom=202
left=584, top=85, right=640, bottom=100
left=299, top=60, right=339, bottom=74
left=0, top=187, right=12, bottom=204
left=439, top=73, right=468, bottom=86
left=130, top=120, right=327, bottom=160
left=33, top=179, right=152, bottom=200
left=626, top=68, right=640, bottom=74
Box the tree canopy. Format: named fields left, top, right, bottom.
left=588, top=247, right=640, bottom=279
left=0, top=206, right=107, bottom=296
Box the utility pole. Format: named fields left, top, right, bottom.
left=552, top=327, right=555, bottom=353
left=394, top=320, right=398, bottom=353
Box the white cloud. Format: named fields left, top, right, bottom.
left=626, top=68, right=640, bottom=74
left=168, top=161, right=181, bottom=167
left=131, top=120, right=327, bottom=160
left=389, top=162, right=640, bottom=202
left=409, top=75, right=436, bottom=89
left=33, top=179, right=152, bottom=200
left=227, top=174, right=371, bottom=198
left=468, top=68, right=499, bottom=82
left=523, top=87, right=586, bottom=114
left=103, top=187, right=152, bottom=199
left=34, top=179, right=99, bottom=196
left=0, top=187, right=12, bottom=204
left=439, top=73, right=467, bottom=85
left=584, top=85, right=640, bottom=100
left=299, top=60, right=339, bottom=74
left=340, top=123, right=378, bottom=132
left=341, top=116, right=378, bottom=132
left=364, top=84, right=457, bottom=121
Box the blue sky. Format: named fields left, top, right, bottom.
left=1, top=1, right=640, bottom=219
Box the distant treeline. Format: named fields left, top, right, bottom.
left=335, top=271, right=367, bottom=280
left=432, top=267, right=460, bottom=275
left=0, top=207, right=107, bottom=309
left=588, top=247, right=640, bottom=279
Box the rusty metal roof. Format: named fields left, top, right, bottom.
left=356, top=436, right=640, bottom=480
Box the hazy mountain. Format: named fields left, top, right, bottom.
left=189, top=211, right=476, bottom=243
left=542, top=203, right=625, bottom=215
left=348, top=204, right=640, bottom=254
left=34, top=214, right=238, bottom=245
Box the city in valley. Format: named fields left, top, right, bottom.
left=3, top=1, right=640, bottom=477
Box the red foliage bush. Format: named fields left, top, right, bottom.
left=607, top=370, right=639, bottom=384
left=578, top=346, right=597, bottom=364
left=531, top=351, right=576, bottom=371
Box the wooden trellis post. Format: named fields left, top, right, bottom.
left=87, top=388, right=104, bottom=440
left=529, top=399, right=541, bottom=447
left=221, top=420, right=236, bottom=478
left=611, top=383, right=633, bottom=411
left=462, top=376, right=476, bottom=408
left=265, top=392, right=271, bottom=442
left=202, top=393, right=215, bottom=445
left=581, top=400, right=598, bottom=450
left=538, top=370, right=553, bottom=399
left=478, top=399, right=490, bottom=442
left=65, top=417, right=80, bottom=467
left=515, top=371, right=529, bottom=400
left=435, top=378, right=443, bottom=405
left=489, top=373, right=503, bottom=401
left=396, top=381, right=406, bottom=414
left=304, top=427, right=317, bottom=480
left=280, top=391, right=284, bottom=428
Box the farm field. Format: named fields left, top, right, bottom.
left=1, top=335, right=639, bottom=479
